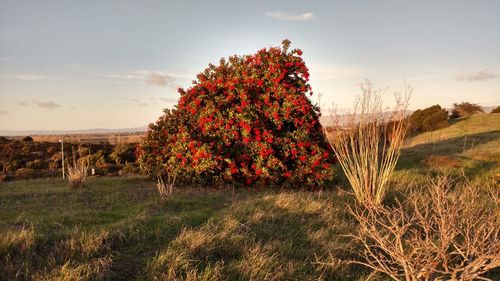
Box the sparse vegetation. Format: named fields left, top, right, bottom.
left=491, top=106, right=500, bottom=114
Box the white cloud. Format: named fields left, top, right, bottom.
left=456, top=69, right=497, bottom=82
left=0, top=74, right=62, bottom=81
left=266, top=12, right=315, bottom=21
left=99, top=70, right=186, bottom=88
left=146, top=73, right=176, bottom=87
left=18, top=100, right=61, bottom=109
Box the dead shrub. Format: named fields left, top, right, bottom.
left=348, top=175, right=500, bottom=280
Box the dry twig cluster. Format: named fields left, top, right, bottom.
left=348, top=175, right=500, bottom=280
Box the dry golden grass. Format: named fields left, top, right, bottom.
left=1, top=226, right=114, bottom=281
left=67, top=157, right=89, bottom=188
left=145, top=191, right=361, bottom=280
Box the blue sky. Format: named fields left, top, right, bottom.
left=0, top=0, right=499, bottom=130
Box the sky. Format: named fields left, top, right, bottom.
left=0, top=0, right=499, bottom=131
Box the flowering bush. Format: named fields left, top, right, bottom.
left=137, top=40, right=335, bottom=187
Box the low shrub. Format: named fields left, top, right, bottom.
left=408, top=104, right=449, bottom=134
left=450, top=101, right=484, bottom=118
left=491, top=106, right=500, bottom=114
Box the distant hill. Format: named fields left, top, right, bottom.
left=0, top=125, right=148, bottom=137
left=2, top=106, right=497, bottom=136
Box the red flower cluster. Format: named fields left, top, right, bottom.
left=137, top=40, right=335, bottom=187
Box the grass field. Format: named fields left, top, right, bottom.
left=0, top=177, right=365, bottom=280
left=1, top=114, right=499, bottom=280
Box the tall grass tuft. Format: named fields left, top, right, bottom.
left=327, top=80, right=411, bottom=205
left=156, top=174, right=175, bottom=200
left=67, top=147, right=89, bottom=188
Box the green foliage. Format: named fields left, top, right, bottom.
left=450, top=101, right=484, bottom=118
left=138, top=40, right=335, bottom=187
left=408, top=104, right=449, bottom=134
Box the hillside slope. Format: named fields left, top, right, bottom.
left=407, top=113, right=500, bottom=146
left=397, top=114, right=500, bottom=182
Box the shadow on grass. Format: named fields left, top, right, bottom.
left=145, top=191, right=368, bottom=280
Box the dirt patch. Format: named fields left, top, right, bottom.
left=422, top=155, right=462, bottom=169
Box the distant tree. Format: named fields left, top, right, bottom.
left=22, top=136, right=34, bottom=142
left=450, top=102, right=484, bottom=118
left=491, top=106, right=500, bottom=114
left=408, top=105, right=449, bottom=134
